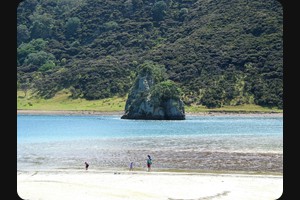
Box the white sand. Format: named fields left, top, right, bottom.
left=17, top=170, right=282, bottom=200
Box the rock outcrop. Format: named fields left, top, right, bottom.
left=121, top=64, right=185, bottom=120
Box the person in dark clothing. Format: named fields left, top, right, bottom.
left=85, top=162, right=89, bottom=170
left=147, top=155, right=152, bottom=172
left=129, top=162, right=134, bottom=171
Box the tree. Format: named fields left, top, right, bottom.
left=17, top=38, right=48, bottom=65
left=137, top=61, right=167, bottom=84
left=150, top=80, right=182, bottom=101
left=17, top=24, right=30, bottom=45
left=29, top=13, right=54, bottom=39
left=19, top=78, right=31, bottom=97
left=152, top=1, right=167, bottom=21
left=178, top=8, right=188, bottom=21
left=24, top=51, right=56, bottom=69
left=65, top=17, right=81, bottom=37
left=39, top=61, right=56, bottom=72
left=201, top=87, right=223, bottom=108
left=131, top=0, right=143, bottom=12
left=104, top=21, right=119, bottom=31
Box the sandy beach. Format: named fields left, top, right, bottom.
left=17, top=170, right=282, bottom=200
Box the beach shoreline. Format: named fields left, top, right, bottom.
left=17, top=169, right=283, bottom=200
left=17, top=110, right=283, bottom=199
left=17, top=109, right=283, bottom=117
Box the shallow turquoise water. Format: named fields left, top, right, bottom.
left=17, top=115, right=283, bottom=172
left=17, top=115, right=282, bottom=142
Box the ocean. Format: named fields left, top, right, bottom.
left=17, top=114, right=283, bottom=173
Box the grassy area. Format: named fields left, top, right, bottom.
left=17, top=90, right=282, bottom=113
left=185, top=104, right=282, bottom=113
left=17, top=90, right=127, bottom=112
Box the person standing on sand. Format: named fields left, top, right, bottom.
left=85, top=162, right=89, bottom=170
left=129, top=162, right=133, bottom=171
left=147, top=155, right=152, bottom=172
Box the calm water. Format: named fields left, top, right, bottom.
left=17, top=115, right=283, bottom=173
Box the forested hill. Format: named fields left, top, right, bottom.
left=17, top=0, right=283, bottom=109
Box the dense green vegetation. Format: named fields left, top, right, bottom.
left=150, top=80, right=182, bottom=101
left=17, top=0, right=283, bottom=109
left=121, top=62, right=185, bottom=120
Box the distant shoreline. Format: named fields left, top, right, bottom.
left=17, top=109, right=283, bottom=117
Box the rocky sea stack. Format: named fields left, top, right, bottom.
left=121, top=62, right=185, bottom=120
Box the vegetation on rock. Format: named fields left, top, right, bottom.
left=122, top=62, right=185, bottom=120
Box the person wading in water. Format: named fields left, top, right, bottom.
left=147, top=155, right=152, bottom=172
